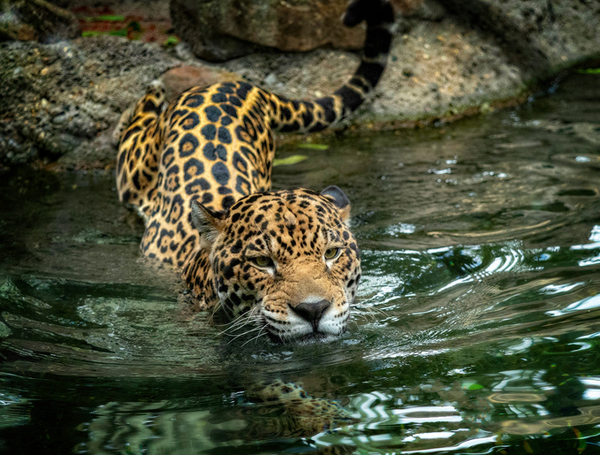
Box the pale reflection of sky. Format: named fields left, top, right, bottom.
left=403, top=431, right=455, bottom=441
left=435, top=244, right=523, bottom=294
left=503, top=337, right=534, bottom=355
left=385, top=223, right=416, bottom=236
left=401, top=436, right=498, bottom=453
left=540, top=282, right=584, bottom=295
left=580, top=377, right=600, bottom=391
left=579, top=254, right=600, bottom=266
left=575, top=375, right=600, bottom=400
left=391, top=405, right=462, bottom=423
left=570, top=241, right=600, bottom=250
left=583, top=389, right=600, bottom=400
left=492, top=369, right=550, bottom=392
left=570, top=224, right=600, bottom=263
left=546, top=293, right=600, bottom=316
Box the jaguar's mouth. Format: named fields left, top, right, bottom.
left=259, top=308, right=348, bottom=344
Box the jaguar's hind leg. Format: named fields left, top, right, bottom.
left=115, top=80, right=168, bottom=219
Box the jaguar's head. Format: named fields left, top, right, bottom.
left=191, top=186, right=361, bottom=342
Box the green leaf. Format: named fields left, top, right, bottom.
left=298, top=143, right=329, bottom=150
left=461, top=380, right=484, bottom=391
left=273, top=155, right=308, bottom=167
left=577, top=68, right=600, bottom=74
left=163, top=35, right=180, bottom=47
left=94, top=15, right=126, bottom=22
left=81, top=31, right=103, bottom=37
left=109, top=29, right=128, bottom=37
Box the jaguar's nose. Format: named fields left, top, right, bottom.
left=291, top=299, right=331, bottom=331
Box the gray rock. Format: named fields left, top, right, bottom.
left=0, top=36, right=180, bottom=167
left=442, top=0, right=600, bottom=79
left=2, top=0, right=600, bottom=168
left=2, top=0, right=79, bottom=43
left=170, top=0, right=365, bottom=62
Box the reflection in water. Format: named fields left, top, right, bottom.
left=1, top=72, right=600, bottom=453
left=499, top=404, right=600, bottom=435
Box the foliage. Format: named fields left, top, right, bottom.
left=297, top=143, right=329, bottom=150
left=163, top=36, right=180, bottom=47
left=272, top=155, right=308, bottom=166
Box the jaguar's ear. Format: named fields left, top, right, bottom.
left=191, top=199, right=227, bottom=248
left=321, top=185, right=351, bottom=223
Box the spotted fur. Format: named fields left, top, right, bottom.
left=116, top=0, right=394, bottom=341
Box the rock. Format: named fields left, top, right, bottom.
left=442, top=0, right=600, bottom=79
left=170, top=0, right=366, bottom=62
left=0, top=2, right=35, bottom=41
left=0, top=36, right=181, bottom=167
left=170, top=0, right=447, bottom=62
left=3, top=0, right=80, bottom=43
left=216, top=0, right=600, bottom=127
left=392, top=0, right=445, bottom=20
left=2, top=0, right=600, bottom=168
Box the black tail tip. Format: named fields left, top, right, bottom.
left=343, top=0, right=394, bottom=27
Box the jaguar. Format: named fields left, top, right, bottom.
left=116, top=0, right=395, bottom=342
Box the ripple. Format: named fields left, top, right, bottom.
left=499, top=404, right=600, bottom=435
left=2, top=73, right=600, bottom=454
left=487, top=392, right=547, bottom=403
left=546, top=294, right=600, bottom=317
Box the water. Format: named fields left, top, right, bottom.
left=1, top=71, right=600, bottom=454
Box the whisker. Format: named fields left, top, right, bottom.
left=215, top=319, right=249, bottom=338
left=369, top=305, right=388, bottom=316
left=218, top=315, right=259, bottom=338
left=227, top=325, right=263, bottom=344
left=241, top=324, right=269, bottom=347
left=356, top=304, right=387, bottom=318
left=220, top=313, right=256, bottom=333
left=207, top=302, right=233, bottom=327
left=353, top=311, right=377, bottom=322
left=215, top=310, right=250, bottom=328
left=216, top=306, right=260, bottom=336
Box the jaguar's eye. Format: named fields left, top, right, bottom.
left=324, top=248, right=340, bottom=260
left=251, top=256, right=275, bottom=268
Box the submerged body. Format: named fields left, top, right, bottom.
left=115, top=0, right=394, bottom=340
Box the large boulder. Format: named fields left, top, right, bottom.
left=1, top=0, right=79, bottom=43
left=170, top=0, right=442, bottom=62
left=170, top=0, right=366, bottom=62
left=1, top=0, right=600, bottom=168
left=442, top=0, right=600, bottom=80
left=0, top=37, right=179, bottom=167
left=0, top=34, right=236, bottom=168
left=217, top=0, right=600, bottom=126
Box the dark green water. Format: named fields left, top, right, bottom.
left=1, top=72, right=600, bottom=454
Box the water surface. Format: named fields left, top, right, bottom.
left=1, top=72, right=600, bottom=454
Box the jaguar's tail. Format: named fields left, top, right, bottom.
left=268, top=0, right=395, bottom=133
